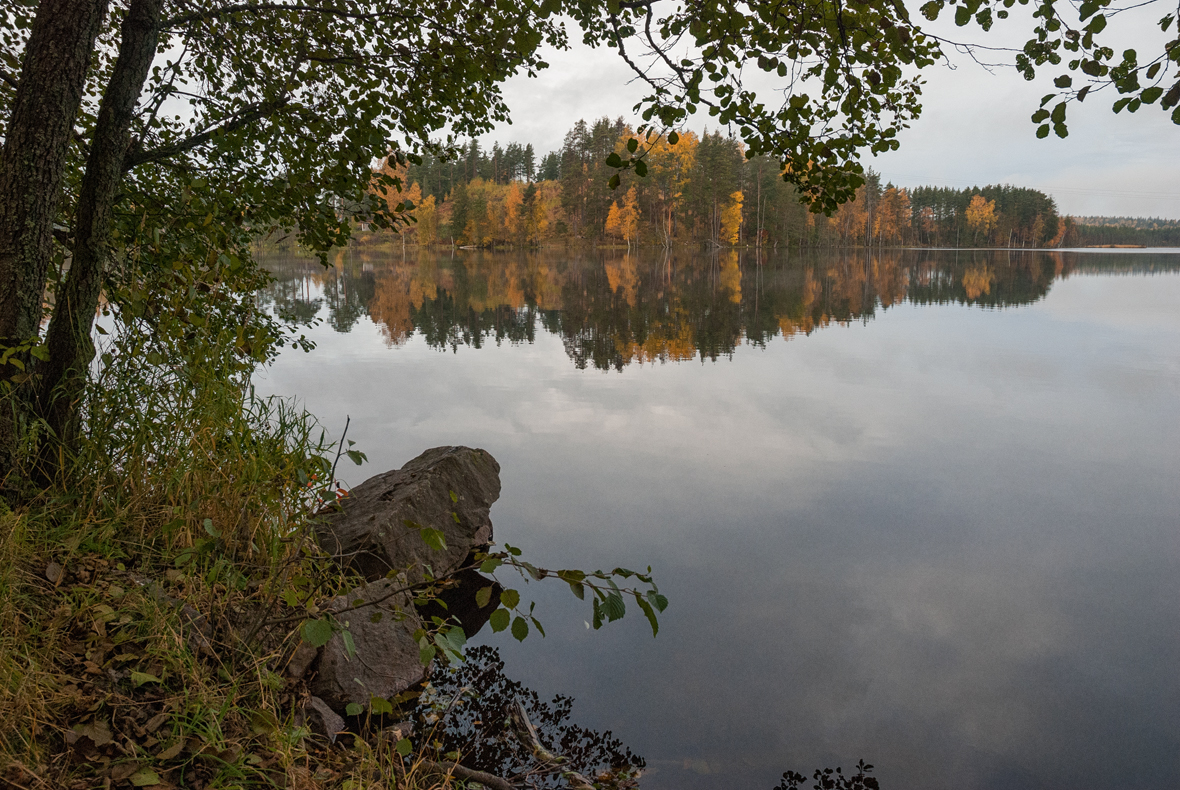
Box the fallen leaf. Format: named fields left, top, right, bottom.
left=156, top=741, right=183, bottom=760
left=109, top=762, right=139, bottom=781
left=145, top=713, right=168, bottom=733
left=129, top=768, right=160, bottom=786
left=73, top=721, right=113, bottom=747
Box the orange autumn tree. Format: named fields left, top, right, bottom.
left=605, top=186, right=640, bottom=247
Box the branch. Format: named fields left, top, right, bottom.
left=508, top=702, right=600, bottom=790
left=164, top=2, right=409, bottom=28
left=419, top=760, right=515, bottom=790
left=0, top=68, right=17, bottom=90
left=123, top=96, right=289, bottom=170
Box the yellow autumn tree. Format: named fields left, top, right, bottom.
left=720, top=191, right=743, bottom=245
left=873, top=186, right=911, bottom=245
left=965, top=194, right=997, bottom=245
left=503, top=181, right=523, bottom=241
left=415, top=194, right=438, bottom=244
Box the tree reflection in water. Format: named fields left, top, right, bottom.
left=261, top=248, right=1179, bottom=368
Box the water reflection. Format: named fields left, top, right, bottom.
left=255, top=249, right=1180, bottom=790
left=259, top=249, right=1179, bottom=371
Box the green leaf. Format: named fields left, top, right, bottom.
left=479, top=557, right=503, bottom=573
left=530, top=616, right=546, bottom=637
left=567, top=580, right=585, bottom=599
left=954, top=5, right=970, bottom=25
left=475, top=585, right=494, bottom=608
left=648, top=591, right=669, bottom=612
left=346, top=702, right=364, bottom=716
left=489, top=608, right=510, bottom=632
left=130, top=671, right=161, bottom=687
left=637, top=596, right=659, bottom=636
left=203, top=518, right=218, bottom=537
left=605, top=152, right=623, bottom=168
left=302, top=618, right=334, bottom=648
left=667, top=130, right=680, bottom=145
left=1036, top=124, right=1051, bottom=138
left=500, top=588, right=520, bottom=609
left=396, top=737, right=412, bottom=757
left=1054, top=74, right=1072, bottom=88
left=342, top=629, right=357, bottom=660
left=1141, top=86, right=1163, bottom=104
left=130, top=769, right=161, bottom=787
left=603, top=593, right=626, bottom=622
left=449, top=490, right=458, bottom=503
left=419, top=643, right=437, bottom=664
left=626, top=137, right=639, bottom=153
left=370, top=696, right=394, bottom=715
left=608, top=174, right=620, bottom=190
left=634, top=159, right=648, bottom=177
left=419, top=527, right=447, bottom=552
left=511, top=616, right=529, bottom=641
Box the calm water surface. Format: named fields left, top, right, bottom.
left=256, top=249, right=1180, bottom=790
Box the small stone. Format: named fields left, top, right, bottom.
left=306, top=696, right=346, bottom=743
left=45, top=561, right=63, bottom=584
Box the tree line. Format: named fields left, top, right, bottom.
left=378, top=119, right=1075, bottom=249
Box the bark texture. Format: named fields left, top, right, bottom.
left=39, top=0, right=164, bottom=455
left=0, top=0, right=108, bottom=486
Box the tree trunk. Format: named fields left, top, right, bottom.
left=0, top=0, right=108, bottom=489
left=39, top=0, right=164, bottom=465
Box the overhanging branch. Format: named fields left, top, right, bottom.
left=123, top=97, right=290, bottom=170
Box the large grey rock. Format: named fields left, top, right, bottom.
left=309, top=578, right=428, bottom=710
left=315, top=446, right=501, bottom=584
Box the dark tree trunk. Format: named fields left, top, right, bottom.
left=39, top=0, right=164, bottom=463
left=0, top=0, right=108, bottom=489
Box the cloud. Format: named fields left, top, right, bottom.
left=477, top=10, right=1180, bottom=218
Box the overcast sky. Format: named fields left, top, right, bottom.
left=478, top=8, right=1180, bottom=219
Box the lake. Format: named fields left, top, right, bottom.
left=256, top=247, right=1180, bottom=790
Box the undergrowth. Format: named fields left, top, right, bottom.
left=0, top=288, right=469, bottom=790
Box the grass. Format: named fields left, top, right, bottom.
left=0, top=305, right=465, bottom=790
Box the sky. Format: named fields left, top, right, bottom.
left=477, top=7, right=1180, bottom=219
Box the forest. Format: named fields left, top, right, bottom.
left=371, top=118, right=1074, bottom=250
left=1061, top=217, right=1180, bottom=247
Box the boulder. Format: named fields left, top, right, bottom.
left=307, top=446, right=505, bottom=714
left=314, top=446, right=501, bottom=585
left=309, top=578, right=429, bottom=710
